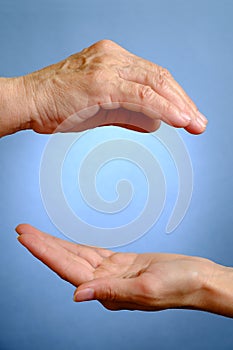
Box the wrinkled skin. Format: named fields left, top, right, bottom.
left=22, top=39, right=207, bottom=135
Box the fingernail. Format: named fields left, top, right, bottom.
left=180, top=113, right=192, bottom=123
left=73, top=288, right=95, bottom=302
left=197, top=111, right=208, bottom=125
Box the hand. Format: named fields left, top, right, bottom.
left=1, top=40, right=207, bottom=137
left=16, top=224, right=233, bottom=318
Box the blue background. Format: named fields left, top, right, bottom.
left=0, top=0, right=233, bottom=349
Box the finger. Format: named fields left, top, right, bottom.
left=119, top=65, right=187, bottom=112
left=101, top=122, right=160, bottom=133
left=16, top=224, right=95, bottom=267
left=184, top=115, right=208, bottom=135
left=115, top=79, right=192, bottom=128
left=166, top=74, right=207, bottom=122
left=16, top=224, right=111, bottom=267
left=18, top=233, right=94, bottom=286
left=160, top=77, right=208, bottom=134
left=99, top=110, right=161, bottom=132
left=73, top=277, right=138, bottom=304
left=126, top=55, right=200, bottom=115
left=69, top=107, right=161, bottom=133
left=121, top=57, right=208, bottom=133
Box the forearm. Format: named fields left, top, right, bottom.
left=194, top=263, right=233, bottom=318
left=0, top=77, right=31, bottom=137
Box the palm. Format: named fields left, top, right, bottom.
left=17, top=224, right=147, bottom=285
left=16, top=224, right=211, bottom=311
left=36, top=104, right=160, bottom=134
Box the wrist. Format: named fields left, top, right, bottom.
left=188, top=259, right=233, bottom=318
left=0, top=77, right=32, bottom=137
left=199, top=264, right=233, bottom=317
left=179, top=258, right=215, bottom=311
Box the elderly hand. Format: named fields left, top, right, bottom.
left=16, top=224, right=233, bottom=318
left=1, top=40, right=207, bottom=137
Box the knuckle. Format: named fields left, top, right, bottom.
left=100, top=284, right=117, bottom=302
left=139, top=85, right=155, bottom=101
left=157, top=67, right=171, bottom=88
left=161, top=66, right=172, bottom=78
left=163, top=101, right=175, bottom=116
left=95, top=39, right=115, bottom=51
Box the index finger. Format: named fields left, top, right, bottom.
left=124, top=54, right=208, bottom=133
left=18, top=233, right=94, bottom=286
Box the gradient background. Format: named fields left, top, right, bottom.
left=0, top=0, right=233, bottom=349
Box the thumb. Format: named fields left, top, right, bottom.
left=73, top=277, right=137, bottom=303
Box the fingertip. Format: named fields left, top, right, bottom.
left=15, top=223, right=34, bottom=235
left=15, top=223, right=28, bottom=234
left=161, top=111, right=192, bottom=129
left=17, top=234, right=23, bottom=243
left=185, top=119, right=208, bottom=135
left=73, top=286, right=95, bottom=302
left=17, top=233, right=29, bottom=246
left=184, top=110, right=208, bottom=135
